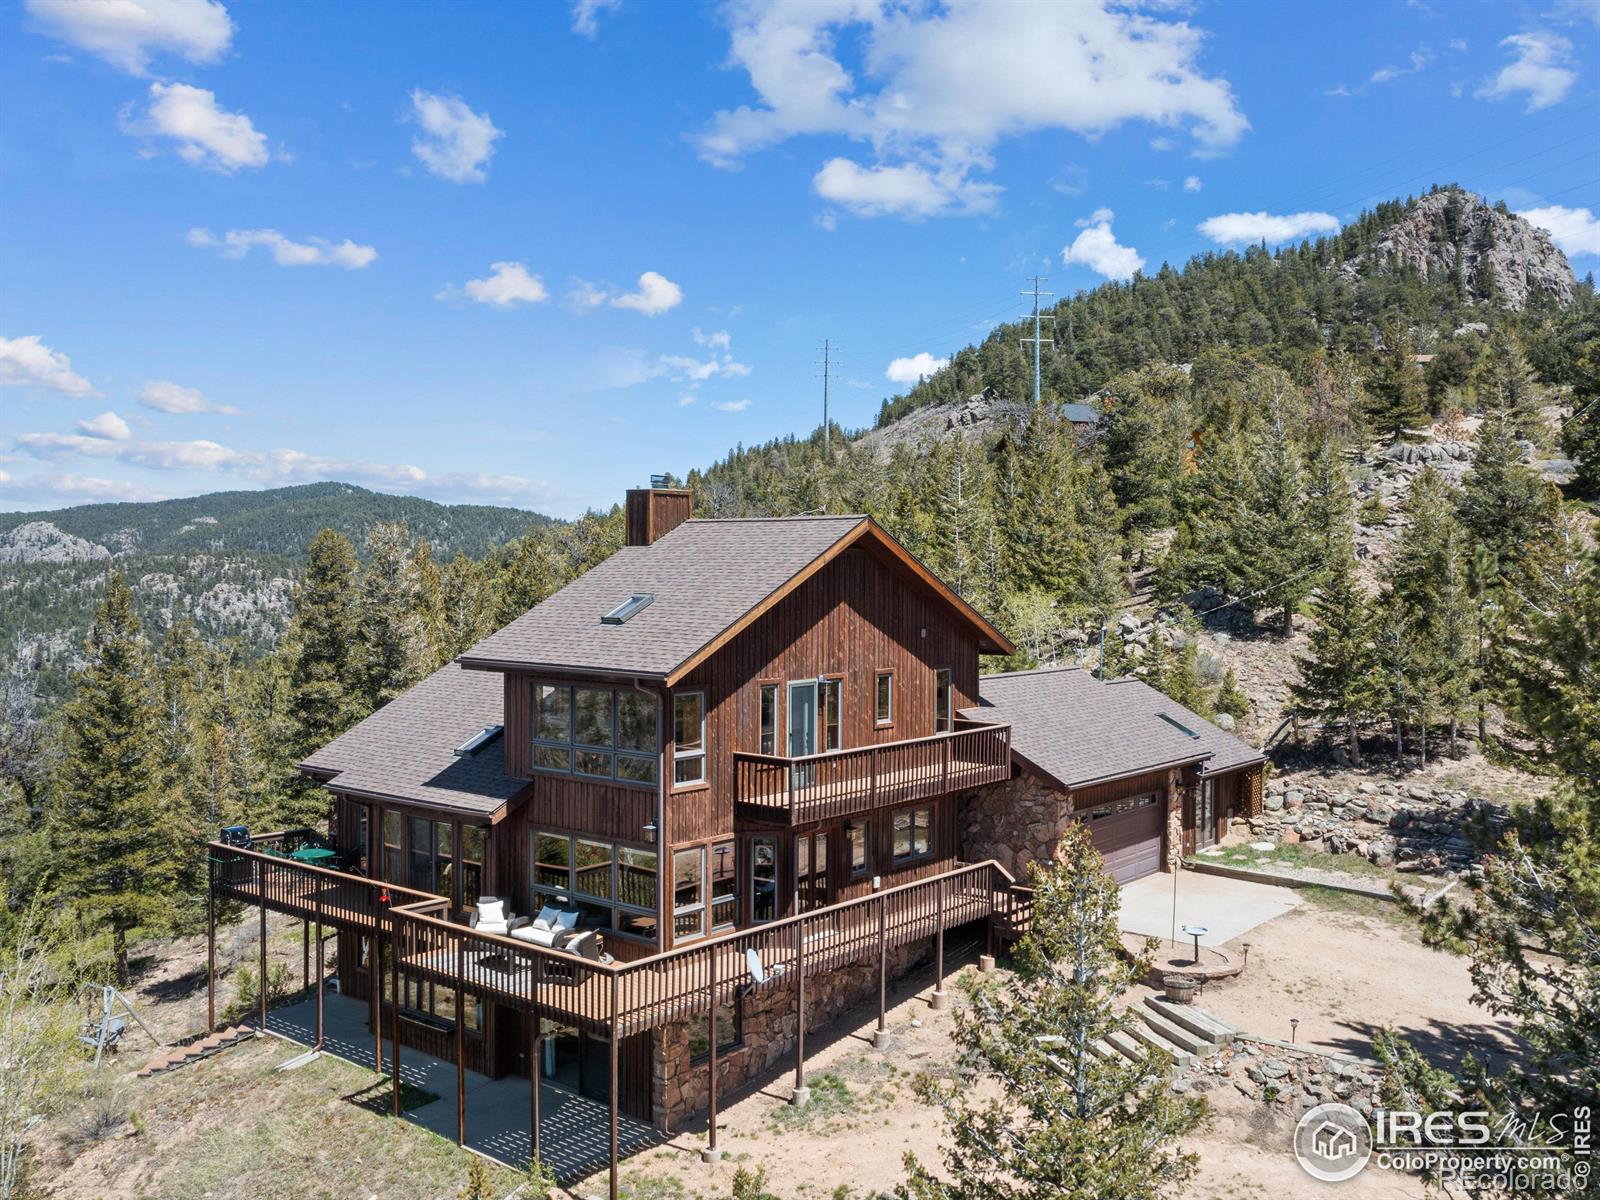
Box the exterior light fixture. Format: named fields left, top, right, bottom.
left=642, top=819, right=657, bottom=845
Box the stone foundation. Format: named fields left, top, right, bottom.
left=959, top=774, right=1077, bottom=878
left=651, top=938, right=931, bottom=1131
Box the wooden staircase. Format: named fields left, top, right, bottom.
left=137, top=1025, right=255, bottom=1078
left=1090, top=997, right=1236, bottom=1076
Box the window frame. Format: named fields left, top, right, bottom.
left=846, top=819, right=870, bottom=877
left=529, top=682, right=660, bottom=787
left=935, top=668, right=953, bottom=733
left=529, top=830, right=659, bottom=944
left=749, top=835, right=778, bottom=924
left=875, top=669, right=894, bottom=727
left=758, top=682, right=780, bottom=756
left=891, top=804, right=934, bottom=864
left=820, top=676, right=842, bottom=751
left=709, top=839, right=737, bottom=931
left=672, top=690, right=707, bottom=789
left=672, top=845, right=707, bottom=941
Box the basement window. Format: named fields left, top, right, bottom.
left=602, top=593, right=655, bottom=625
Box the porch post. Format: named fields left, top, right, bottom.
left=791, top=919, right=808, bottom=1104
left=390, top=913, right=402, bottom=1118
left=206, top=856, right=216, bottom=1033
left=455, top=930, right=467, bottom=1147
left=314, top=888, right=325, bottom=1051
left=371, top=931, right=383, bottom=1073
left=302, top=917, right=310, bottom=992
left=702, top=947, right=721, bottom=1161
left=930, top=879, right=948, bottom=1010
left=530, top=1014, right=543, bottom=1164
left=609, top=974, right=620, bottom=1200
left=257, top=858, right=269, bottom=1035
left=873, top=893, right=889, bottom=1048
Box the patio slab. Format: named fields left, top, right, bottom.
left=1117, top=869, right=1301, bottom=948
left=266, top=990, right=658, bottom=1180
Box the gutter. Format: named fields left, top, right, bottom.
left=456, top=656, right=670, bottom=683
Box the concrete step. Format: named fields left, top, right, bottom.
left=1127, top=1020, right=1194, bottom=1068
left=1143, top=997, right=1235, bottom=1047
left=1136, top=1009, right=1210, bottom=1056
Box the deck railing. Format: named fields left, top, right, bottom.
left=208, top=836, right=1034, bottom=1036
left=732, top=722, right=1012, bottom=825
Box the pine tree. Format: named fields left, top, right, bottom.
left=1368, top=324, right=1429, bottom=438
left=49, top=572, right=173, bottom=979
left=287, top=528, right=362, bottom=773
left=1457, top=406, right=1561, bottom=596
left=495, top=527, right=558, bottom=627
left=1291, top=548, right=1380, bottom=765
left=1098, top=365, right=1192, bottom=540
left=358, top=522, right=430, bottom=709
left=901, top=822, right=1202, bottom=1200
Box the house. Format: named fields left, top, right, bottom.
left=203, top=484, right=1264, bottom=1189
left=960, top=667, right=1265, bottom=884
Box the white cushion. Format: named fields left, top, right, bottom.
left=536, top=904, right=563, bottom=928
left=477, top=899, right=506, bottom=924
left=512, top=924, right=559, bottom=947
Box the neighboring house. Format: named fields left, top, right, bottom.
left=961, top=667, right=1265, bottom=884
left=206, top=484, right=1264, bottom=1182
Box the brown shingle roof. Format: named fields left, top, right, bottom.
left=458, top=515, right=1011, bottom=680
left=962, top=666, right=1265, bottom=792
left=300, top=663, right=525, bottom=817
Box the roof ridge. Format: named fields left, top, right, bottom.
left=681, top=514, right=866, bottom=523
left=981, top=665, right=1086, bottom=680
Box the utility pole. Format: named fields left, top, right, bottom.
left=1019, top=276, right=1054, bottom=407
left=816, top=339, right=838, bottom=459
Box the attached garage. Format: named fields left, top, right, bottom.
left=1073, top=793, right=1163, bottom=884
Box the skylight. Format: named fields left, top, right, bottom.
left=454, top=725, right=503, bottom=757
left=602, top=593, right=655, bottom=625
left=1156, top=713, right=1201, bottom=740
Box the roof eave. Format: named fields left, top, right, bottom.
left=456, top=656, right=670, bottom=684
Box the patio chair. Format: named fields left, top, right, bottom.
left=560, top=930, right=614, bottom=965
left=470, top=897, right=516, bottom=936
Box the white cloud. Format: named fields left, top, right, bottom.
left=1371, top=47, right=1432, bottom=84
left=1062, top=208, right=1145, bottom=279
left=567, top=279, right=609, bottom=309
left=188, top=227, right=377, bottom=268
left=76, top=411, right=131, bottom=440
left=813, top=158, right=1000, bottom=219
left=139, top=378, right=237, bottom=414
left=1197, top=210, right=1340, bottom=244
left=1544, top=0, right=1599, bottom=26
left=611, top=271, right=683, bottom=316
left=125, top=81, right=269, bottom=171
left=677, top=393, right=698, bottom=407
left=658, top=353, right=750, bottom=383
left=24, top=0, right=232, bottom=76
left=1519, top=204, right=1600, bottom=256
left=700, top=2, right=1247, bottom=219
left=439, top=261, right=549, bottom=307
left=692, top=328, right=732, bottom=351
left=1478, top=32, right=1577, bottom=110
left=571, top=0, right=620, bottom=37
left=1183, top=174, right=1203, bottom=192
left=0, top=472, right=168, bottom=504
left=713, top=399, right=752, bottom=412
left=0, top=334, right=98, bottom=397
left=409, top=90, right=502, bottom=183
left=885, top=352, right=949, bottom=385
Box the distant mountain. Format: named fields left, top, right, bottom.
left=0, top=481, right=552, bottom=562
left=0, top=482, right=557, bottom=696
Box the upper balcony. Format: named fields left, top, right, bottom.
left=732, top=721, right=1012, bottom=826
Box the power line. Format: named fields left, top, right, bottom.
left=1020, top=276, right=1054, bottom=406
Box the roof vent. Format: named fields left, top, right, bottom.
left=1156, top=713, right=1201, bottom=740
left=602, top=593, right=655, bottom=625
left=454, top=725, right=503, bottom=757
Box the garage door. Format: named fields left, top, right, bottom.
left=1075, top=793, right=1163, bottom=883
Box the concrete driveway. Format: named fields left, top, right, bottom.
left=1118, top=870, right=1301, bottom=947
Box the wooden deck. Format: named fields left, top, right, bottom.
left=211, top=841, right=1027, bottom=1037
left=732, top=722, right=1012, bottom=825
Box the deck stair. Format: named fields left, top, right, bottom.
left=1092, top=999, right=1236, bottom=1077
left=137, top=1025, right=254, bottom=1078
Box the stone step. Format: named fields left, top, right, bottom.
left=1144, top=997, right=1235, bottom=1047
left=1136, top=1009, right=1210, bottom=1056
left=1126, top=1019, right=1194, bottom=1068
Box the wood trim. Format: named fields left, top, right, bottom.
left=664, top=518, right=1015, bottom=686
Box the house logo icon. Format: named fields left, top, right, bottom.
left=1294, top=1102, right=1373, bottom=1182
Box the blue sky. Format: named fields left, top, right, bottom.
left=2, top=0, right=1597, bottom=518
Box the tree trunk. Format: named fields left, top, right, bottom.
left=1347, top=721, right=1362, bottom=768
left=1393, top=720, right=1404, bottom=760
left=1419, top=722, right=1428, bottom=768
left=1477, top=702, right=1486, bottom=744
left=1449, top=717, right=1459, bottom=758
left=113, top=925, right=130, bottom=984
left=1281, top=605, right=1294, bottom=636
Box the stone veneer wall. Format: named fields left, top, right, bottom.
left=651, top=938, right=930, bottom=1131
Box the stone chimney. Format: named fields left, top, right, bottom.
left=625, top=477, right=693, bottom=546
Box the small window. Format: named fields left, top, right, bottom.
left=935, top=669, right=953, bottom=732
left=382, top=810, right=402, bottom=883
left=687, top=995, right=743, bottom=1061
left=673, top=846, right=706, bottom=939
left=750, top=836, right=778, bottom=923
left=875, top=671, right=894, bottom=726
left=759, top=684, right=778, bottom=755
left=601, top=593, right=654, bottom=625
left=710, top=840, right=737, bottom=929
left=822, top=678, right=842, bottom=750
left=847, top=820, right=869, bottom=876
left=893, top=806, right=933, bottom=862
left=674, top=691, right=706, bottom=786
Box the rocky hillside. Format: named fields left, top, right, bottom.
left=1338, top=188, right=1575, bottom=311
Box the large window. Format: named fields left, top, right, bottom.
left=407, top=817, right=454, bottom=896
left=875, top=671, right=894, bottom=726
left=821, top=678, right=841, bottom=751
left=710, top=841, right=737, bottom=930
left=673, top=692, right=706, bottom=786
left=383, top=811, right=402, bottom=884
left=386, top=973, right=482, bottom=1034
left=461, top=825, right=484, bottom=909
left=935, top=668, right=953, bottom=732
left=673, top=846, right=705, bottom=939
left=687, top=996, right=742, bottom=1060
left=531, top=684, right=658, bottom=784
left=759, top=684, right=778, bottom=755
left=532, top=832, right=659, bottom=940
left=893, top=805, right=933, bottom=862
left=750, top=836, right=778, bottom=923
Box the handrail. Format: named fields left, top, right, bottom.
left=733, top=721, right=1010, bottom=768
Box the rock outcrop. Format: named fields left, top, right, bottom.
left=0, top=521, right=111, bottom=564
left=1339, top=188, right=1576, bottom=311
left=855, top=386, right=1033, bottom=464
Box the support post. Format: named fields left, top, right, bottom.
left=257, top=858, right=269, bottom=1036
left=302, top=916, right=310, bottom=992
left=609, top=974, right=620, bottom=1200
left=371, top=932, right=383, bottom=1073
left=314, top=889, right=325, bottom=1051
left=455, top=930, right=466, bottom=1147
left=530, top=1018, right=543, bottom=1165
left=791, top=919, right=808, bottom=1105
left=390, top=914, right=402, bottom=1118
left=872, top=892, right=890, bottom=1049
left=702, top=948, right=722, bottom=1162
left=206, top=857, right=216, bottom=1033
left=930, top=879, right=948, bottom=1010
